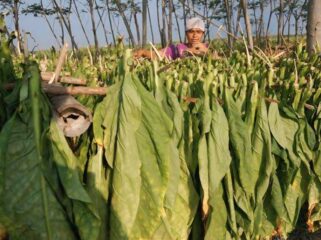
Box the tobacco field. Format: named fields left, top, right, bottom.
left=2, top=29, right=321, bottom=239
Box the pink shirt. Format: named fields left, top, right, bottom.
left=163, top=43, right=208, bottom=59
left=163, top=43, right=188, bottom=60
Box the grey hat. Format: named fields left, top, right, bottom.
left=186, top=17, right=205, bottom=32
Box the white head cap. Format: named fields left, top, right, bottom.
left=186, top=17, right=205, bottom=32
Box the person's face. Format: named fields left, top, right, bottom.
left=186, top=28, right=204, bottom=45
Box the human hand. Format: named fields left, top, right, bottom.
left=133, top=49, right=144, bottom=59
left=192, top=43, right=208, bottom=53
left=185, top=43, right=208, bottom=56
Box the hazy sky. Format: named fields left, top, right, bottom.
left=3, top=0, right=286, bottom=51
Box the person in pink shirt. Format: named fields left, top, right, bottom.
left=134, top=17, right=208, bottom=60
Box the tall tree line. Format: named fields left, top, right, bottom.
left=0, top=0, right=314, bottom=52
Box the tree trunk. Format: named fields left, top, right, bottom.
left=251, top=3, right=259, bottom=42
left=73, top=0, right=91, bottom=46
left=295, top=17, right=299, bottom=41
left=265, top=0, right=274, bottom=39
left=52, top=0, right=78, bottom=50
left=13, top=0, right=22, bottom=55
left=205, top=0, right=210, bottom=41
left=224, top=0, right=233, bottom=49
left=114, top=0, right=136, bottom=46
left=66, top=0, right=74, bottom=49
left=88, top=0, right=99, bottom=52
left=147, top=2, right=155, bottom=43
left=294, top=0, right=308, bottom=42
left=161, top=0, right=167, bottom=47
left=258, top=0, right=265, bottom=40
left=44, top=15, right=62, bottom=47
left=40, top=0, right=62, bottom=47
left=240, top=0, right=254, bottom=50
left=156, top=0, right=163, bottom=46
left=66, top=2, right=77, bottom=51
left=278, top=0, right=284, bottom=44
left=95, top=0, right=109, bottom=45
left=168, top=0, right=173, bottom=44
left=133, top=11, right=141, bottom=46
left=234, top=3, right=242, bottom=36
left=230, top=0, right=235, bottom=39
left=142, top=0, right=147, bottom=46
left=182, top=0, right=187, bottom=31
left=307, top=0, right=321, bottom=54
left=287, top=11, right=291, bottom=41
left=182, top=0, right=187, bottom=42
left=106, top=0, right=116, bottom=45
left=173, top=3, right=182, bottom=43
left=57, top=12, right=65, bottom=45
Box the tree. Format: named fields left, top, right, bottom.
left=292, top=0, right=308, bottom=41
left=277, top=0, right=284, bottom=44
left=129, top=0, right=141, bottom=46
left=307, top=0, right=321, bottom=54
left=95, top=0, right=109, bottom=45
left=241, top=0, right=254, bottom=50
left=113, top=0, right=136, bottom=46
left=265, top=0, right=275, bottom=39
left=173, top=2, right=182, bottom=43
left=258, top=0, right=268, bottom=40
left=105, top=0, right=116, bottom=45
left=168, top=0, right=173, bottom=44
left=51, top=0, right=79, bottom=50
left=142, top=0, right=147, bottom=46
left=0, top=0, right=24, bottom=55
left=72, top=0, right=91, bottom=46
left=88, top=0, right=99, bottom=53
left=22, top=2, right=62, bottom=47
left=161, top=0, right=167, bottom=46
left=224, top=0, right=233, bottom=49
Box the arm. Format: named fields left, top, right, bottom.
left=133, top=49, right=156, bottom=59
left=134, top=48, right=167, bottom=60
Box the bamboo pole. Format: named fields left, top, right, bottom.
left=49, top=42, right=69, bottom=84
left=41, top=72, right=86, bottom=85
left=4, top=82, right=107, bottom=96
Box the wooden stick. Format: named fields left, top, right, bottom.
left=41, top=72, right=86, bottom=85
left=3, top=83, right=316, bottom=110
left=4, top=82, right=107, bottom=96
left=49, top=42, right=68, bottom=84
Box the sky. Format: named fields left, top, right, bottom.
left=2, top=0, right=291, bottom=51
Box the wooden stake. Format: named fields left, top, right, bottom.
left=4, top=82, right=107, bottom=96
left=41, top=72, right=86, bottom=85
left=49, top=42, right=69, bottom=84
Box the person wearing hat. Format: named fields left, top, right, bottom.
left=134, top=17, right=208, bottom=60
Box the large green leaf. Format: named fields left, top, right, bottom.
left=250, top=99, right=275, bottom=236
left=100, top=72, right=196, bottom=239
left=199, top=99, right=232, bottom=221
left=268, top=103, right=300, bottom=167
left=198, top=98, right=212, bottom=217
left=223, top=88, right=257, bottom=195
left=49, top=119, right=101, bottom=240
left=0, top=61, right=102, bottom=239
left=252, top=100, right=275, bottom=202
left=204, top=183, right=228, bottom=240
left=0, top=63, right=76, bottom=239
left=208, top=101, right=232, bottom=195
